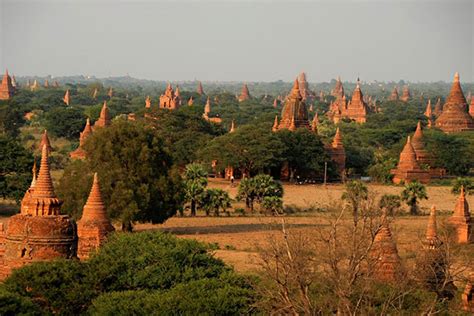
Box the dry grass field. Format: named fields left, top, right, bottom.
left=1, top=178, right=473, bottom=273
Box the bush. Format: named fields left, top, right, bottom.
left=87, top=231, right=229, bottom=292
left=2, top=231, right=254, bottom=315
left=3, top=260, right=94, bottom=315
left=89, top=274, right=256, bottom=315
left=0, top=286, right=42, bottom=316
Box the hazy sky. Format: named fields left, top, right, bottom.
left=0, top=0, right=472, bottom=82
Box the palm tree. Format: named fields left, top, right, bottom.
left=184, top=163, right=208, bottom=216
left=401, top=181, right=428, bottom=215
left=451, top=178, right=473, bottom=195
left=201, top=189, right=232, bottom=216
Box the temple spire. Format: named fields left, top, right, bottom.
left=81, top=173, right=108, bottom=222
left=272, top=115, right=279, bottom=132
left=30, top=160, right=37, bottom=188
left=40, top=130, right=52, bottom=153
left=425, top=205, right=439, bottom=245
left=63, top=89, right=70, bottom=105
left=32, top=145, right=56, bottom=199
left=229, top=120, right=236, bottom=133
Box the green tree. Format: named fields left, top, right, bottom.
left=184, top=163, right=208, bottom=216
left=379, top=194, right=401, bottom=216
left=201, top=188, right=232, bottom=216
left=3, top=231, right=254, bottom=315
left=0, top=104, right=25, bottom=137
left=89, top=274, right=256, bottom=315
left=342, top=180, right=368, bottom=225
left=42, top=106, right=87, bottom=140
left=237, top=174, right=283, bottom=213
left=0, top=136, right=33, bottom=203
left=58, top=120, right=184, bottom=231
left=262, top=196, right=284, bottom=215
left=0, top=286, right=42, bottom=316
left=275, top=129, right=329, bottom=181
left=451, top=177, right=473, bottom=195
left=400, top=181, right=428, bottom=215
left=199, top=123, right=284, bottom=176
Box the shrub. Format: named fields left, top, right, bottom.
left=89, top=274, right=256, bottom=315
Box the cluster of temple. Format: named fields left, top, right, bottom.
left=327, top=77, right=370, bottom=123
left=272, top=77, right=346, bottom=178
left=368, top=192, right=473, bottom=311
left=0, top=145, right=114, bottom=280
left=390, top=72, right=473, bottom=184
left=70, top=101, right=111, bottom=159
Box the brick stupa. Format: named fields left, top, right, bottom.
left=238, top=83, right=251, bottom=102
left=331, top=76, right=343, bottom=97
left=389, top=86, right=399, bottom=101
left=391, top=136, right=430, bottom=184
left=77, top=173, right=114, bottom=260
left=326, top=128, right=346, bottom=177
left=435, top=73, right=474, bottom=133
left=433, top=98, right=443, bottom=117
left=400, top=85, right=411, bottom=102
left=39, top=130, right=52, bottom=153
left=0, top=145, right=77, bottom=280
left=197, top=81, right=204, bottom=95
left=0, top=69, right=15, bottom=100
left=145, top=96, right=151, bottom=108
left=297, top=72, right=316, bottom=103
left=159, top=84, right=181, bottom=110
left=70, top=118, right=93, bottom=160
left=448, top=187, right=473, bottom=244
left=369, top=217, right=403, bottom=283
left=63, top=89, right=71, bottom=106
left=331, top=81, right=368, bottom=123
left=94, top=101, right=111, bottom=129
left=276, top=79, right=310, bottom=131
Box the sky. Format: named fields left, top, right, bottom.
left=0, top=0, right=472, bottom=82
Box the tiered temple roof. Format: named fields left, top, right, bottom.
left=275, top=79, right=310, bottom=131
left=238, top=83, right=251, bottom=102
left=435, top=73, right=474, bottom=133
left=400, top=85, right=411, bottom=102
left=411, top=122, right=435, bottom=168
left=0, top=145, right=76, bottom=279
left=331, top=81, right=368, bottom=123
left=297, top=72, right=316, bottom=103
left=391, top=136, right=430, bottom=184
left=70, top=118, right=93, bottom=160
left=448, top=187, right=473, bottom=243
left=77, top=173, right=114, bottom=260
left=369, top=217, right=403, bottom=282
left=159, top=84, right=181, bottom=110
left=0, top=69, right=15, bottom=100
left=94, top=101, right=111, bottom=129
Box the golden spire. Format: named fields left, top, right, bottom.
left=272, top=115, right=279, bottom=132
left=229, top=120, right=235, bottom=133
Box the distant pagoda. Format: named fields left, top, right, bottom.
left=159, top=84, right=181, bottom=110
left=0, top=69, right=15, bottom=100
left=435, top=73, right=474, bottom=133
left=238, top=83, right=251, bottom=102
left=391, top=136, right=430, bottom=184
left=275, top=78, right=310, bottom=131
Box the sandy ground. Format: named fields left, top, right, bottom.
left=1, top=179, right=472, bottom=273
